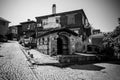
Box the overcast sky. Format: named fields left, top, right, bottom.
left=0, top=0, right=120, bottom=32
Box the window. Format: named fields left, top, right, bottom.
left=27, top=24, right=31, bottom=30
left=40, top=38, right=43, bottom=45
left=42, top=19, right=48, bottom=25
left=44, top=37, right=48, bottom=44
left=37, top=39, right=39, bottom=45
left=67, top=14, right=75, bottom=24
left=56, top=19, right=59, bottom=23
left=42, top=38, right=44, bottom=44
left=37, top=23, right=41, bottom=27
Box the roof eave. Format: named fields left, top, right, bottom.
left=35, top=9, right=86, bottom=19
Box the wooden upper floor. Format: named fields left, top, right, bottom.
left=36, top=9, right=89, bottom=29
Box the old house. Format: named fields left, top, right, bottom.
left=0, top=17, right=10, bottom=36
left=20, top=19, right=36, bottom=38
left=35, top=4, right=92, bottom=56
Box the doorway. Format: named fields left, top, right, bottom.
left=57, top=35, right=69, bottom=55
left=57, top=37, right=63, bottom=55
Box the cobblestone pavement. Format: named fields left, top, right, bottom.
left=0, top=41, right=120, bottom=80
left=32, top=60, right=120, bottom=80
left=27, top=49, right=59, bottom=64
left=26, top=46, right=120, bottom=80
left=0, top=41, right=37, bottom=80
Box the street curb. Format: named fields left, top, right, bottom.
left=20, top=45, right=36, bottom=64
left=19, top=45, right=40, bottom=80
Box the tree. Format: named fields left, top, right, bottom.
left=102, top=25, right=120, bottom=59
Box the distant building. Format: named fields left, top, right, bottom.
left=20, top=19, right=36, bottom=38
left=7, top=24, right=23, bottom=40
left=15, top=25, right=22, bottom=40
left=8, top=26, right=18, bottom=40
left=0, top=17, right=10, bottom=36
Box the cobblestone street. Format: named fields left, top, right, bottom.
left=0, top=41, right=120, bottom=80
left=0, top=41, right=37, bottom=80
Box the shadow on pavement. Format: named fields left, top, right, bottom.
left=33, top=62, right=71, bottom=68
left=69, top=64, right=105, bottom=71
left=32, top=61, right=105, bottom=71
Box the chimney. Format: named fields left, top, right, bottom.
left=52, top=4, right=56, bottom=14
left=27, top=19, right=30, bottom=22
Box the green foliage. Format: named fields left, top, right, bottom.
left=102, top=25, right=120, bottom=58
left=103, top=25, right=120, bottom=44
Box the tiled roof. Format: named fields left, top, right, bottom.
left=36, top=9, right=87, bottom=19
left=0, top=17, right=10, bottom=23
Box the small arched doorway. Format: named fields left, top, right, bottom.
left=57, top=35, right=69, bottom=55
left=57, top=37, right=63, bottom=55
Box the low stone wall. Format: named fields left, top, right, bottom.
left=56, top=54, right=102, bottom=63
